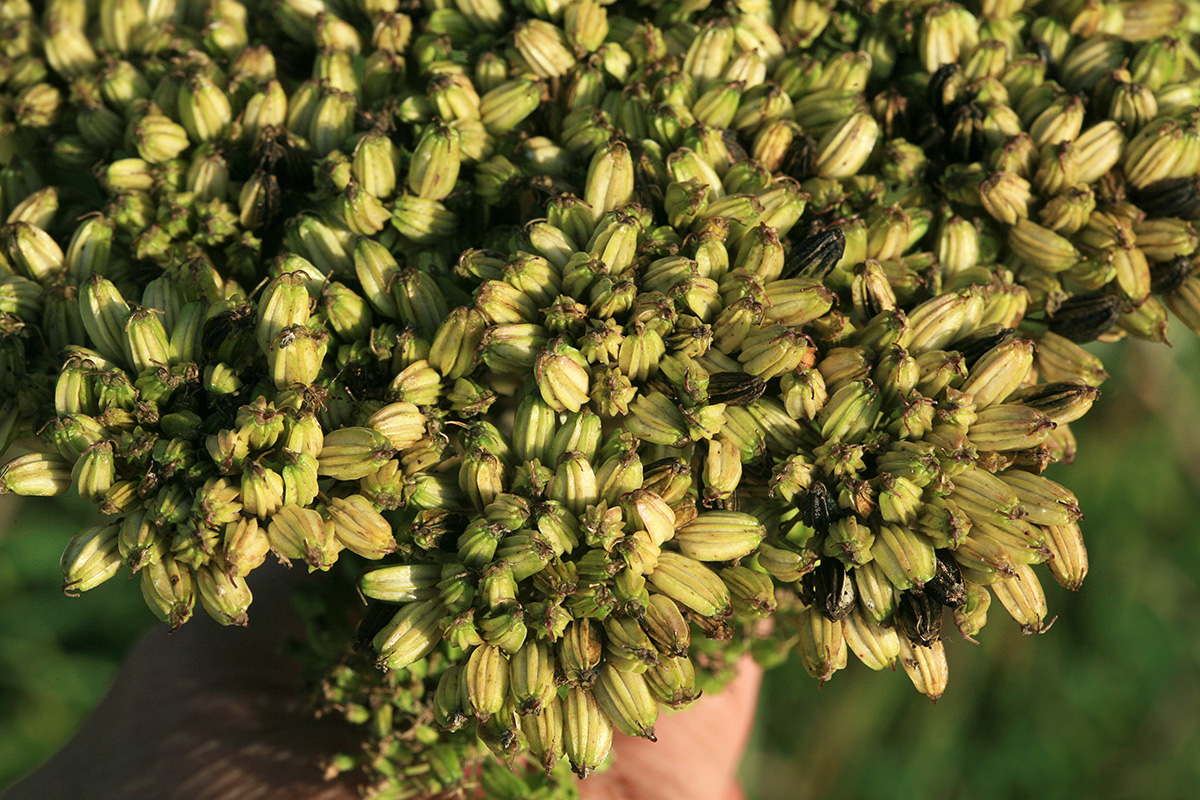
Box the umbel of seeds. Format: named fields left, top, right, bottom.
left=1, top=0, right=1197, bottom=793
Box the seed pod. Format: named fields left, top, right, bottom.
left=367, top=402, right=426, bottom=451
left=79, top=275, right=131, bottom=366
left=702, top=436, right=742, bottom=506
left=815, top=112, right=880, bottom=178
left=67, top=438, right=113, bottom=501
left=972, top=515, right=1051, bottom=569
left=1032, top=331, right=1109, bottom=387
left=122, top=307, right=170, bottom=374
left=359, top=564, right=442, bottom=603
left=515, top=19, right=575, bottom=78
left=625, top=392, right=690, bottom=447
left=1123, top=117, right=1200, bottom=190
left=637, top=593, right=689, bottom=657
left=825, top=514, right=875, bottom=566
left=1004, top=383, right=1099, bottom=427
left=536, top=340, right=590, bottom=413
left=1, top=452, right=73, bottom=497
left=318, top=427, right=396, bottom=480
left=998, top=472, right=1081, bottom=526
left=593, top=662, right=657, bottom=740
left=2, top=222, right=64, bottom=283
left=903, top=292, right=980, bottom=355
left=871, top=523, right=937, bottom=591
left=757, top=541, right=817, bottom=583
left=796, top=606, right=847, bottom=684
left=814, top=380, right=880, bottom=445
left=479, top=608, right=528, bottom=654
left=256, top=273, right=311, bottom=354
left=267, top=325, right=329, bottom=388
left=408, top=121, right=462, bottom=201
left=843, top=607, right=901, bottom=671
left=508, top=640, right=556, bottom=716
left=1044, top=520, right=1088, bottom=591
left=559, top=619, right=603, bottom=687
left=647, top=551, right=731, bottom=617
left=674, top=511, right=765, bottom=562
left=431, top=663, right=469, bottom=733
left=429, top=307, right=486, bottom=380
left=877, top=473, right=924, bottom=525
left=373, top=599, right=444, bottom=671
left=762, top=278, right=836, bottom=327
left=641, top=652, right=698, bottom=708
left=481, top=324, right=548, bottom=374
left=546, top=411, right=602, bottom=468
left=969, top=404, right=1055, bottom=451
left=460, top=647, right=513, bottom=729
left=582, top=140, right=634, bottom=223
left=594, top=443, right=643, bottom=506
left=178, top=73, right=232, bottom=142
left=521, top=692, right=565, bottom=773
left=990, top=563, right=1050, bottom=633
left=603, top=614, right=661, bottom=673
left=948, top=465, right=1023, bottom=522
left=196, top=563, right=252, bottom=627
left=718, top=564, right=775, bottom=617
left=223, top=518, right=270, bottom=579
left=267, top=504, right=339, bottom=570
left=898, top=636, right=949, bottom=701
left=960, top=338, right=1034, bottom=408
left=563, top=686, right=613, bottom=779
left=140, top=555, right=195, bottom=630
left=327, top=495, right=395, bottom=559
left=549, top=451, right=598, bottom=517
left=61, top=524, right=123, bottom=596
left=954, top=581, right=992, bottom=640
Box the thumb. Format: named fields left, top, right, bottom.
left=578, top=656, right=762, bottom=800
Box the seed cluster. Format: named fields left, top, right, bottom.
left=2, top=0, right=1200, bottom=794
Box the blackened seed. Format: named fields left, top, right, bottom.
left=1047, top=293, right=1123, bottom=343
left=1150, top=255, right=1193, bottom=296
left=1131, top=176, right=1200, bottom=220
left=801, top=480, right=841, bottom=532
left=706, top=372, right=767, bottom=406
left=810, top=557, right=856, bottom=621
left=1007, top=381, right=1101, bottom=418
left=354, top=601, right=398, bottom=654
left=720, top=127, right=749, bottom=164
left=411, top=509, right=471, bottom=552
left=928, top=62, right=962, bottom=120
left=925, top=550, right=967, bottom=608
left=950, top=324, right=1016, bottom=369
left=780, top=133, right=818, bottom=183
left=1031, top=39, right=1061, bottom=83
left=895, top=589, right=943, bottom=646
left=782, top=228, right=846, bottom=281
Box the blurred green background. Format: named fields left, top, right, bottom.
left=1, top=337, right=1199, bottom=797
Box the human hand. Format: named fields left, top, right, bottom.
left=1, top=562, right=760, bottom=800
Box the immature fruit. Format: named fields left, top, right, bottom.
left=7, top=0, right=1191, bottom=792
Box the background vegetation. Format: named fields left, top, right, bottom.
left=2, top=337, right=1198, bottom=798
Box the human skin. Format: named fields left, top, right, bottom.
left=1, top=562, right=760, bottom=800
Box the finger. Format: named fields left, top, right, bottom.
left=578, top=655, right=762, bottom=800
